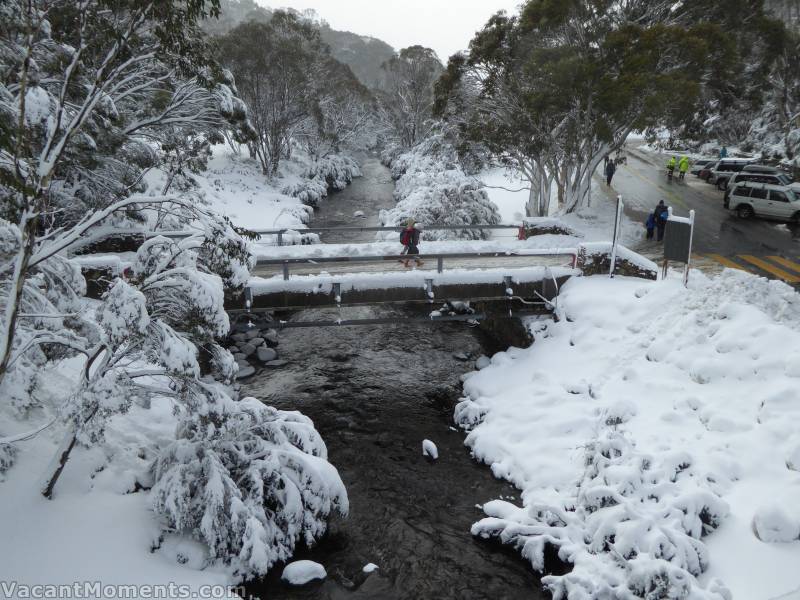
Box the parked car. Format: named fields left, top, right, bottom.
left=698, top=164, right=715, bottom=181
left=723, top=166, right=794, bottom=202
left=690, top=159, right=717, bottom=176
left=708, top=159, right=753, bottom=189
left=725, top=181, right=800, bottom=222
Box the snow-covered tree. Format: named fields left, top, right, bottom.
left=152, top=394, right=348, bottom=580
left=380, top=134, right=500, bottom=239
left=217, top=13, right=326, bottom=176
left=376, top=46, right=443, bottom=150
left=435, top=1, right=749, bottom=214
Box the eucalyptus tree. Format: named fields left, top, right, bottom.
left=217, top=12, right=326, bottom=176
left=435, top=0, right=739, bottom=214
left=377, top=45, right=443, bottom=150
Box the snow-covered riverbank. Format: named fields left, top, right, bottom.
left=458, top=270, right=800, bottom=599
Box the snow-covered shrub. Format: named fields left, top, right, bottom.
left=281, top=179, right=328, bottom=207
left=470, top=427, right=731, bottom=599
left=0, top=443, right=16, bottom=479
left=380, top=135, right=500, bottom=240
left=152, top=393, right=348, bottom=580
left=304, top=155, right=362, bottom=192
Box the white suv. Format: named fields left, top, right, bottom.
left=726, top=182, right=800, bottom=222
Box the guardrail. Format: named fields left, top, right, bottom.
left=255, top=248, right=579, bottom=281
left=68, top=224, right=525, bottom=255
left=251, top=224, right=523, bottom=246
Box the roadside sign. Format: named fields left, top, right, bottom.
left=609, top=195, right=624, bottom=278
left=664, top=220, right=692, bottom=263
left=662, top=208, right=696, bottom=286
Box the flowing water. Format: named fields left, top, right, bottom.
left=241, top=155, right=549, bottom=600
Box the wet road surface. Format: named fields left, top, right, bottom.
left=611, top=145, right=800, bottom=283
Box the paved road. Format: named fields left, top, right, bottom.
left=611, top=145, right=800, bottom=284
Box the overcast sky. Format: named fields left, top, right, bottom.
left=263, top=0, right=523, bottom=61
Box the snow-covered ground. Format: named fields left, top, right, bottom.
left=477, top=167, right=642, bottom=247
left=195, top=146, right=315, bottom=231
left=0, top=359, right=238, bottom=597
left=457, top=269, right=800, bottom=599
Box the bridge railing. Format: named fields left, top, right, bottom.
left=251, top=224, right=522, bottom=246
left=255, top=248, right=579, bottom=281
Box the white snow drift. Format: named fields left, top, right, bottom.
left=457, top=269, right=800, bottom=599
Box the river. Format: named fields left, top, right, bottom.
left=241, top=155, right=549, bottom=599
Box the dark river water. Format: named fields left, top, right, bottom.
left=241, top=155, right=548, bottom=600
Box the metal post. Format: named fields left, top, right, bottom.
left=332, top=283, right=342, bottom=305
left=437, top=257, right=444, bottom=274
left=684, top=209, right=695, bottom=287
left=609, top=195, right=623, bottom=278
left=277, top=231, right=283, bottom=247
left=282, top=262, right=289, bottom=281
left=662, top=206, right=674, bottom=281
left=503, top=276, right=514, bottom=297
left=425, top=279, right=434, bottom=302
left=244, top=287, right=253, bottom=313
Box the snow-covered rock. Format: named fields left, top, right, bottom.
left=362, top=563, right=379, bottom=573
left=422, top=439, right=438, bottom=460
left=353, top=210, right=365, bottom=218
left=281, top=560, right=327, bottom=585
left=753, top=505, right=800, bottom=543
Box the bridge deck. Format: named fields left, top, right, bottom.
left=238, top=265, right=578, bottom=312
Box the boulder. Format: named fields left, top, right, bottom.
left=235, top=365, right=256, bottom=379
left=265, top=359, right=289, bottom=368
left=240, top=343, right=257, bottom=357
left=250, top=337, right=265, bottom=347
left=281, top=561, right=326, bottom=586
left=257, top=347, right=278, bottom=362
left=233, top=353, right=248, bottom=362
left=263, top=329, right=280, bottom=347
left=231, top=333, right=248, bottom=344
left=245, top=329, right=262, bottom=340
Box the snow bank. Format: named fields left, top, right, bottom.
left=281, top=560, right=327, bottom=585
left=457, top=269, right=800, bottom=599
left=151, top=145, right=358, bottom=234
left=380, top=135, right=501, bottom=240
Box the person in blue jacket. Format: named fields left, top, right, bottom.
left=645, top=213, right=655, bottom=240
left=719, top=146, right=728, bottom=159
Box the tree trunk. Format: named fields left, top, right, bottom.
left=0, top=213, right=38, bottom=387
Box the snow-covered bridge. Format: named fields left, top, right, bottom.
left=228, top=247, right=580, bottom=319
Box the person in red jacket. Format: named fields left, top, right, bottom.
left=400, top=219, right=424, bottom=267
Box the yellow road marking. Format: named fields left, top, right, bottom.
left=738, top=255, right=800, bottom=283
left=706, top=254, right=747, bottom=271
left=767, top=256, right=800, bottom=274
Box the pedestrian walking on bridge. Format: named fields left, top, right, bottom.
left=400, top=218, right=424, bottom=268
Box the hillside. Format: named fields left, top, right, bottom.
left=206, top=0, right=396, bottom=88
left=319, top=25, right=396, bottom=88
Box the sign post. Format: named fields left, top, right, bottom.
left=662, top=208, right=696, bottom=286
left=609, top=195, right=624, bottom=278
